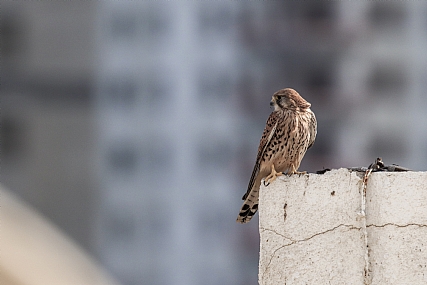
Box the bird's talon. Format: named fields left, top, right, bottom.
left=264, top=165, right=283, bottom=186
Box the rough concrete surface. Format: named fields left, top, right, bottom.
left=258, top=168, right=427, bottom=285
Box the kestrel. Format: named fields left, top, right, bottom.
left=237, top=88, right=317, bottom=224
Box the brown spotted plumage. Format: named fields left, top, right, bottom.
left=237, top=88, right=317, bottom=224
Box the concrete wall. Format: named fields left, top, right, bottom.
left=259, top=168, right=427, bottom=285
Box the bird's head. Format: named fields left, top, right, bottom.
left=270, top=88, right=311, bottom=112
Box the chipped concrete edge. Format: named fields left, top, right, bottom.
left=258, top=168, right=427, bottom=285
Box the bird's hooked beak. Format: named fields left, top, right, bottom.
left=270, top=97, right=281, bottom=111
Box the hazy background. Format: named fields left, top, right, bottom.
left=2, top=2, right=427, bottom=285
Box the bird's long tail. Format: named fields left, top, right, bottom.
left=236, top=177, right=262, bottom=224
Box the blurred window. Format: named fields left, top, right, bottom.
left=140, top=140, right=173, bottom=175
left=301, top=2, right=335, bottom=23
left=198, top=68, right=232, bottom=102
left=106, top=206, right=136, bottom=241
left=305, top=66, right=334, bottom=91
left=142, top=8, right=170, bottom=40
left=110, top=10, right=137, bottom=40
left=108, top=143, right=138, bottom=174
left=0, top=117, right=25, bottom=160
left=105, top=76, right=138, bottom=107
left=198, top=5, right=234, bottom=36
left=284, top=2, right=336, bottom=24
left=141, top=73, right=168, bottom=107
left=1, top=12, right=25, bottom=58
left=368, top=2, right=406, bottom=30
left=368, top=63, right=407, bottom=94
left=369, top=134, right=405, bottom=158
left=197, top=138, right=232, bottom=168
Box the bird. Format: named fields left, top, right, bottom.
left=236, top=88, right=317, bottom=224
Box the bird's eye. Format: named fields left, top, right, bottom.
left=276, top=95, right=282, bottom=100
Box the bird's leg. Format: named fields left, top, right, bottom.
left=264, top=164, right=283, bottom=186
left=289, top=164, right=307, bottom=176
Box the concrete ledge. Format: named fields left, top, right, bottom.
left=259, top=168, right=427, bottom=285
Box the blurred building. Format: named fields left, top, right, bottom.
left=2, top=2, right=427, bottom=285
left=238, top=1, right=427, bottom=171
left=335, top=1, right=427, bottom=169
left=93, top=2, right=246, bottom=285
left=1, top=1, right=97, bottom=254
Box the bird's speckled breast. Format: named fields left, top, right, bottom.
left=262, top=110, right=313, bottom=174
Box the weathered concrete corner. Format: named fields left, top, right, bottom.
left=259, top=168, right=427, bottom=285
